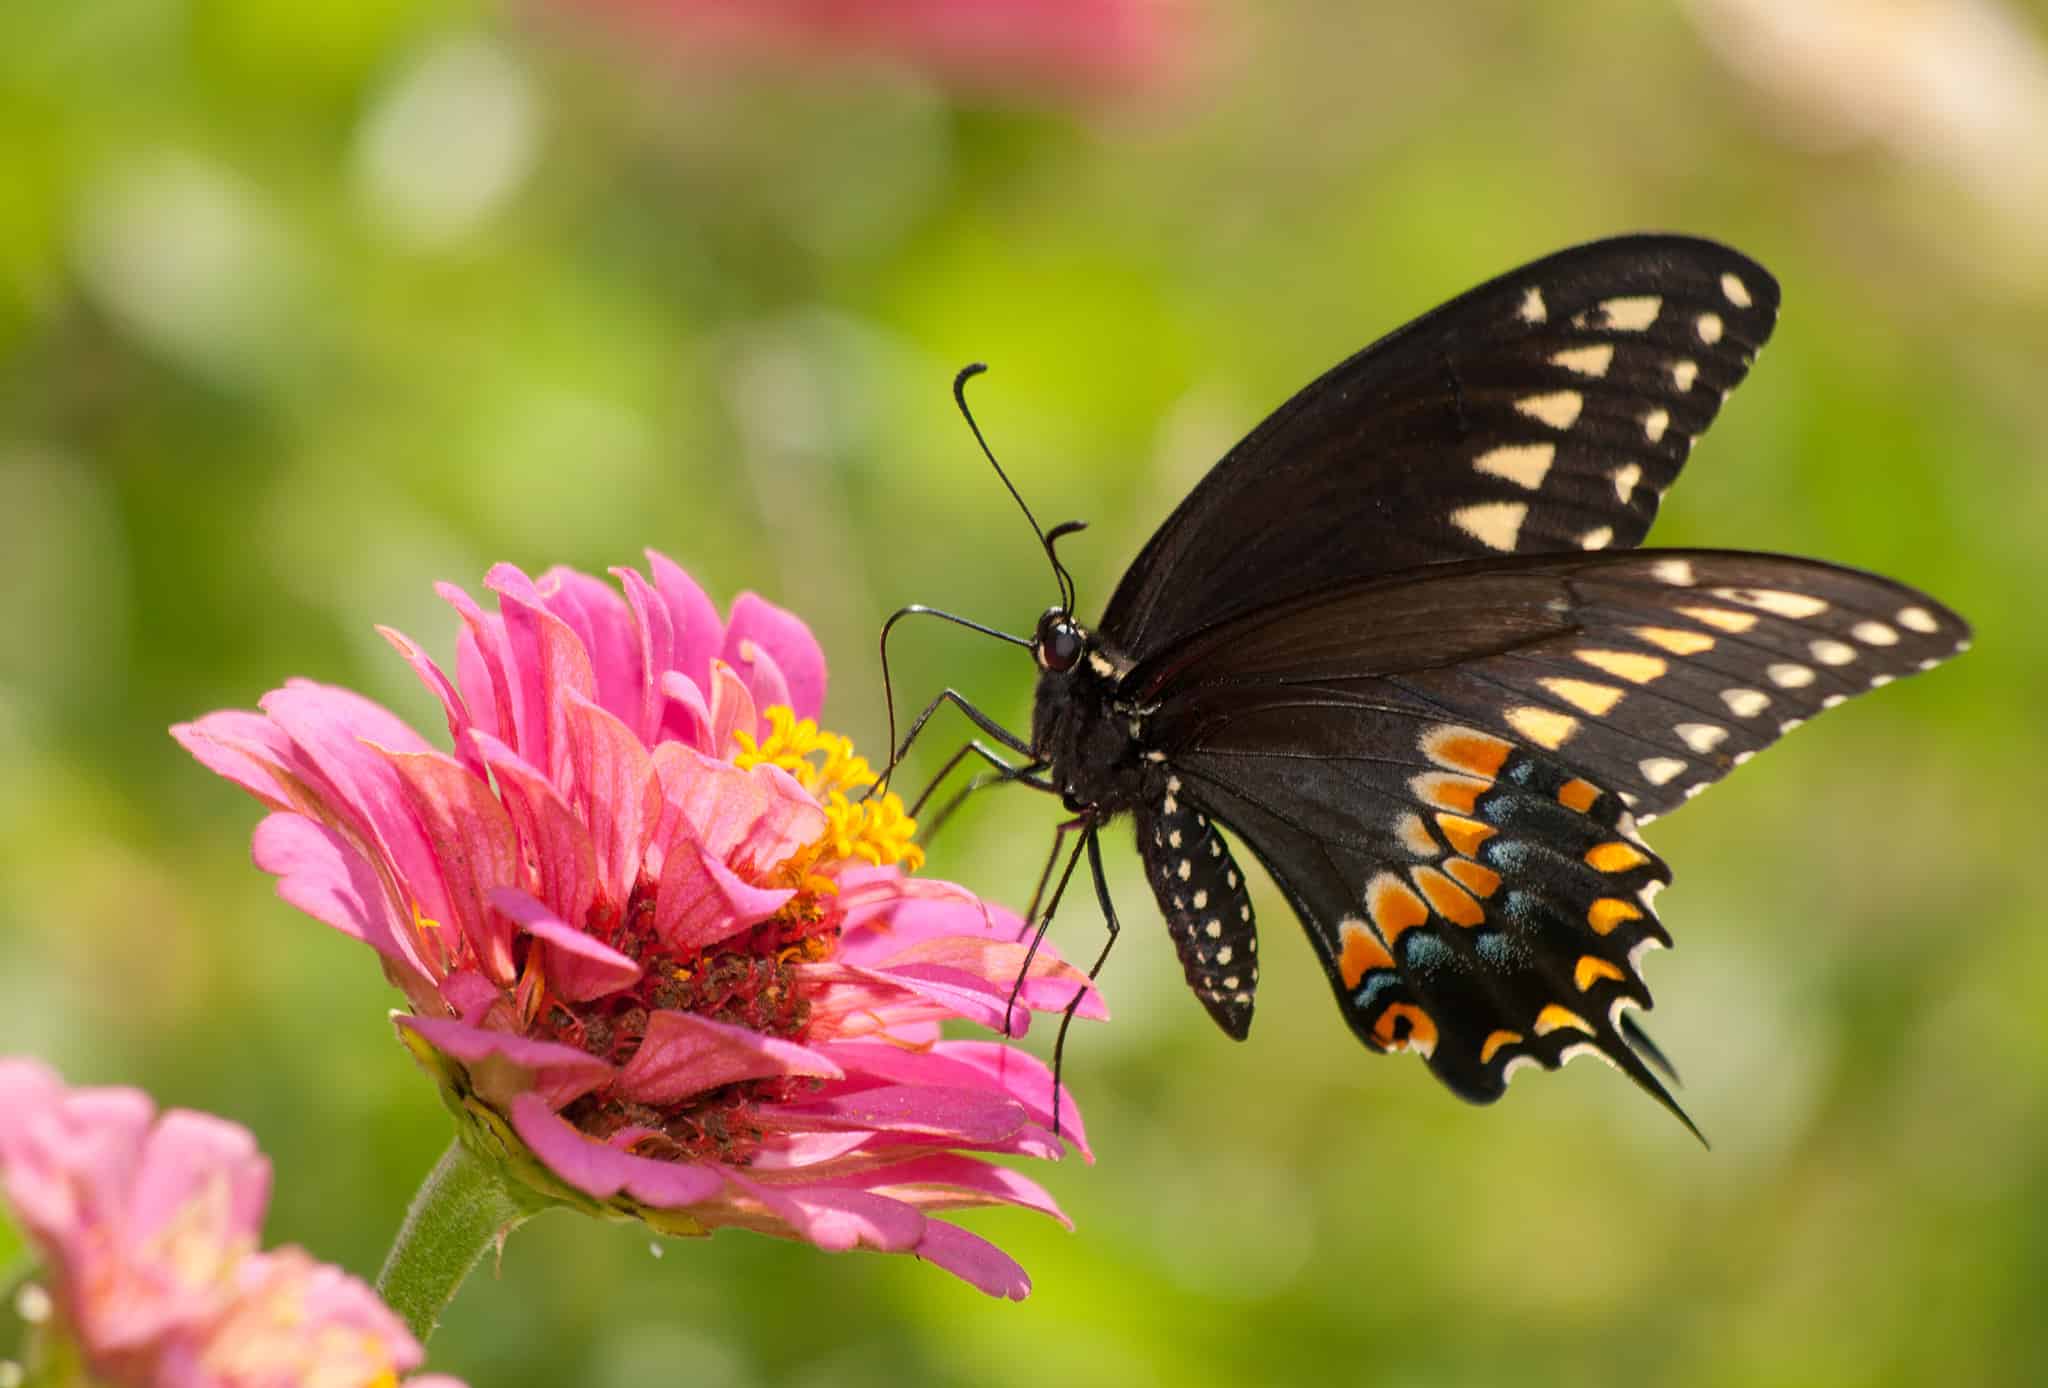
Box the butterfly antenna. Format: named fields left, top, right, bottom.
left=954, top=364, right=1078, bottom=613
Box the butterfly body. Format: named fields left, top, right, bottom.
left=985, top=235, right=1969, bottom=1128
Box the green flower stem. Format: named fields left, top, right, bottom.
left=376, top=1139, right=532, bottom=1345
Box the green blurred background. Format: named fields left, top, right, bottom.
left=3, top=0, right=2045, bottom=1383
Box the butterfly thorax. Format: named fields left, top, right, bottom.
left=1029, top=627, right=1157, bottom=816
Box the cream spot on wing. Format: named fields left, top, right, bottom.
left=1613, top=462, right=1643, bottom=504
left=1672, top=359, right=1699, bottom=391
left=1697, top=312, right=1724, bottom=344
left=1577, top=649, right=1667, bottom=683
left=1635, top=625, right=1714, bottom=655
left=1822, top=694, right=1846, bottom=709
left=1473, top=442, right=1556, bottom=490
left=1519, top=285, right=1547, bottom=323
left=1675, top=722, right=1728, bottom=753
left=1897, top=605, right=1939, bottom=633
left=1599, top=295, right=1661, bottom=330
left=1643, top=408, right=1670, bottom=443
left=1650, top=558, right=1696, bottom=586
left=1580, top=525, right=1614, bottom=550
left=1506, top=705, right=1580, bottom=750
left=1516, top=390, right=1584, bottom=430
left=1768, top=662, right=1816, bottom=688
left=1720, top=272, right=1752, bottom=307
left=1451, top=501, right=1528, bottom=551
left=1679, top=604, right=1758, bottom=633
left=1713, top=586, right=1829, bottom=619
left=1870, top=674, right=1895, bottom=688
left=1395, top=812, right=1440, bottom=858
left=1809, top=638, right=1857, bottom=666
left=1852, top=620, right=1900, bottom=646
left=1551, top=343, right=1614, bottom=377
left=1539, top=677, right=1625, bottom=716
left=1639, top=757, right=1687, bottom=786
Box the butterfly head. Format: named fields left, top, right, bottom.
left=1032, top=606, right=1086, bottom=673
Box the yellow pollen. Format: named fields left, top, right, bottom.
left=737, top=707, right=925, bottom=875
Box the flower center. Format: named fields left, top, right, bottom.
left=551, top=709, right=922, bottom=1162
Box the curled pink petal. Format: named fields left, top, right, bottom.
left=381, top=748, right=521, bottom=983
left=508, top=1095, right=727, bottom=1207
left=397, top=1015, right=613, bottom=1111
left=618, top=1010, right=841, bottom=1104
left=539, top=565, right=645, bottom=734
left=722, top=591, right=827, bottom=720
left=705, top=659, right=757, bottom=759
left=249, top=814, right=417, bottom=975
left=646, top=550, right=725, bottom=698
left=652, top=840, right=795, bottom=955
left=727, top=636, right=792, bottom=730
left=766, top=1085, right=1029, bottom=1144
left=489, top=888, right=643, bottom=1003
left=377, top=624, right=487, bottom=782
left=913, top=1220, right=1032, bottom=1301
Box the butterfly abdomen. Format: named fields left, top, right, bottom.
left=1136, top=779, right=1260, bottom=1039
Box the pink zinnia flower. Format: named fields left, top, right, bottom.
left=570, top=0, right=1185, bottom=97
left=173, top=554, right=1099, bottom=1298
left=0, top=1057, right=463, bottom=1388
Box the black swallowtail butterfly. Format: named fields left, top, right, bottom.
left=882, top=235, right=1970, bottom=1134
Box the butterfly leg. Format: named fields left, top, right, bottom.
left=918, top=760, right=1056, bottom=845
left=1048, top=825, right=1121, bottom=1139
left=907, top=741, right=1046, bottom=818
left=874, top=688, right=1034, bottom=797
left=1003, top=816, right=1089, bottom=1037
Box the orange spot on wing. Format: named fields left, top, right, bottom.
left=1443, top=857, right=1502, bottom=898
left=1434, top=813, right=1497, bottom=858
left=1480, top=1029, right=1523, bottom=1064
left=1411, top=865, right=1485, bottom=927
left=1422, top=726, right=1513, bottom=778
left=1373, top=1003, right=1438, bottom=1057
left=1535, top=1003, right=1595, bottom=1036
left=1586, top=841, right=1651, bottom=874
left=1412, top=772, right=1489, bottom=814
left=1574, top=956, right=1628, bottom=991
left=1338, top=918, right=1394, bottom=991
left=1367, top=872, right=1430, bottom=942
left=1588, top=898, right=1645, bottom=934
left=1558, top=778, right=1602, bottom=814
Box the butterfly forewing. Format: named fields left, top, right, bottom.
left=1100, top=236, right=1781, bottom=663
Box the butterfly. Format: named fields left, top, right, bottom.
left=883, top=235, right=1969, bottom=1133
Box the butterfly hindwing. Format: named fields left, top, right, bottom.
left=1170, top=729, right=1690, bottom=1124
left=1100, top=236, right=1781, bottom=661
left=1128, top=548, right=1967, bottom=1113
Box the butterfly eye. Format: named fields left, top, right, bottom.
left=1035, top=608, right=1085, bottom=672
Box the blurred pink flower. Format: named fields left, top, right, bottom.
left=570, top=0, right=1185, bottom=96
left=173, top=554, right=1099, bottom=1298
left=0, top=1057, right=462, bottom=1388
